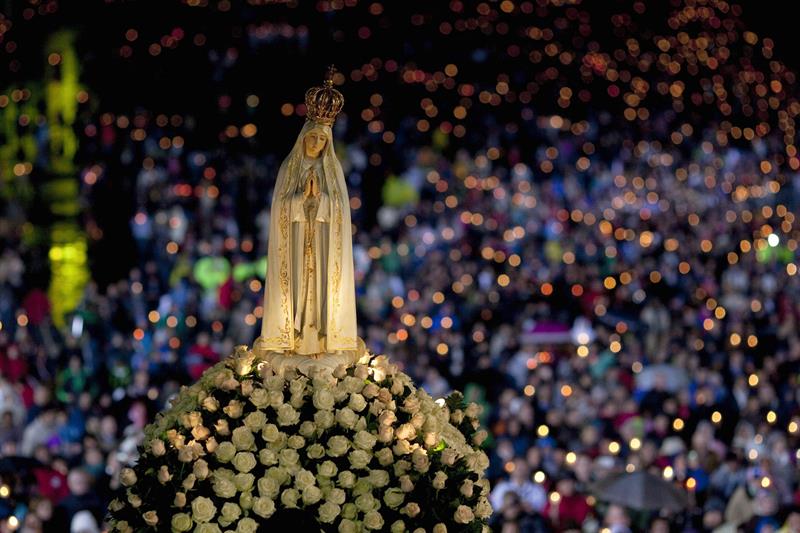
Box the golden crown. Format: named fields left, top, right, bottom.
left=305, top=65, right=345, bottom=126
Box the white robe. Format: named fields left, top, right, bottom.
left=290, top=159, right=331, bottom=354
left=258, top=120, right=359, bottom=356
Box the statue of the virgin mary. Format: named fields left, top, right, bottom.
left=255, top=67, right=364, bottom=371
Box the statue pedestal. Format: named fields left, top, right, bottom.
left=252, top=335, right=368, bottom=376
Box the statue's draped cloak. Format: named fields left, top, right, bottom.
left=260, top=120, right=358, bottom=353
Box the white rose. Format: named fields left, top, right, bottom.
left=249, top=388, right=269, bottom=408
left=280, top=488, right=300, bottom=508
left=318, top=460, right=338, bottom=478
left=440, top=448, right=459, bottom=466
left=327, top=435, right=350, bottom=457
left=433, top=524, right=447, bottom=533
left=143, top=510, right=158, bottom=527
left=432, top=470, right=448, bottom=490
left=353, top=365, right=370, bottom=379
left=234, top=473, right=255, bottom=492
left=341, top=503, right=358, bottom=519
left=363, top=511, right=385, bottom=530
left=253, top=448, right=274, bottom=465
left=348, top=393, right=367, bottom=412
left=368, top=469, right=389, bottom=488
left=157, top=465, right=172, bottom=484
left=177, top=445, right=194, bottom=463
left=268, top=391, right=285, bottom=408
left=390, top=520, right=406, bottom=533
left=202, top=395, right=220, bottom=412
left=223, top=400, right=244, bottom=418
left=409, top=412, right=425, bottom=429
left=453, top=505, right=474, bottom=524
left=378, top=425, right=394, bottom=443
left=233, top=452, right=257, bottom=473
left=191, top=496, right=217, bottom=523
left=243, top=411, right=267, bottom=431
left=390, top=379, right=404, bottom=395
left=220, top=502, right=242, bottom=523
left=266, top=462, right=292, bottom=488
left=318, top=501, right=341, bottom=523
left=337, top=470, right=356, bottom=488
left=181, top=473, right=196, bottom=491
left=287, top=435, right=305, bottom=449
left=170, top=513, right=192, bottom=531
left=307, top=443, right=326, bottom=459
left=411, top=448, right=430, bottom=473
left=181, top=411, right=202, bottom=429
left=402, top=396, right=420, bottom=413
left=264, top=375, right=284, bottom=391
left=465, top=402, right=481, bottom=418
left=348, top=449, right=371, bottom=470
left=299, top=421, right=316, bottom=437
left=214, top=419, right=230, bottom=436
left=356, top=493, right=378, bottom=512
left=327, top=487, right=346, bottom=505
left=342, top=376, right=364, bottom=394
left=315, top=409, right=335, bottom=429
left=126, top=493, right=141, bottom=508
left=119, top=468, right=137, bottom=487
left=362, top=383, right=379, bottom=398
left=375, top=447, right=394, bottom=466
left=395, top=423, right=416, bottom=441
left=191, top=459, right=209, bottom=480
left=350, top=431, right=376, bottom=451
left=313, top=389, right=335, bottom=411
left=460, top=479, right=474, bottom=498
left=232, top=427, right=255, bottom=450
left=393, top=460, right=411, bottom=477
left=108, top=499, right=124, bottom=512
left=277, top=404, right=300, bottom=426
left=472, top=429, right=488, bottom=446
left=401, top=502, right=420, bottom=518
left=392, top=439, right=412, bottom=456
left=302, top=485, right=322, bottom=505
left=216, top=441, right=236, bottom=462
left=240, top=379, right=254, bottom=397
left=377, top=388, right=392, bottom=404
left=294, top=469, right=316, bottom=490
left=239, top=490, right=253, bottom=510
left=465, top=451, right=489, bottom=474
left=475, top=497, right=492, bottom=518
left=150, top=439, right=166, bottom=456
left=378, top=410, right=397, bottom=426
left=279, top=448, right=300, bottom=467
left=338, top=519, right=357, bottom=533
left=260, top=423, right=280, bottom=443
left=252, top=497, right=276, bottom=518
left=257, top=476, right=280, bottom=499
left=212, top=472, right=237, bottom=499
left=335, top=407, right=358, bottom=429
left=236, top=517, right=258, bottom=533
left=173, top=492, right=187, bottom=507
left=399, top=475, right=414, bottom=493
left=383, top=487, right=405, bottom=508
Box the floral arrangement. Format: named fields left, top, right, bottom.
left=108, top=346, right=492, bottom=532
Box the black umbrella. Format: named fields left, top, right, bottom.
left=590, top=471, right=688, bottom=512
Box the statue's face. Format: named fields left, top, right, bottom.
left=303, top=129, right=327, bottom=158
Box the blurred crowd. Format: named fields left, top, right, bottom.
left=2, top=0, right=800, bottom=532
